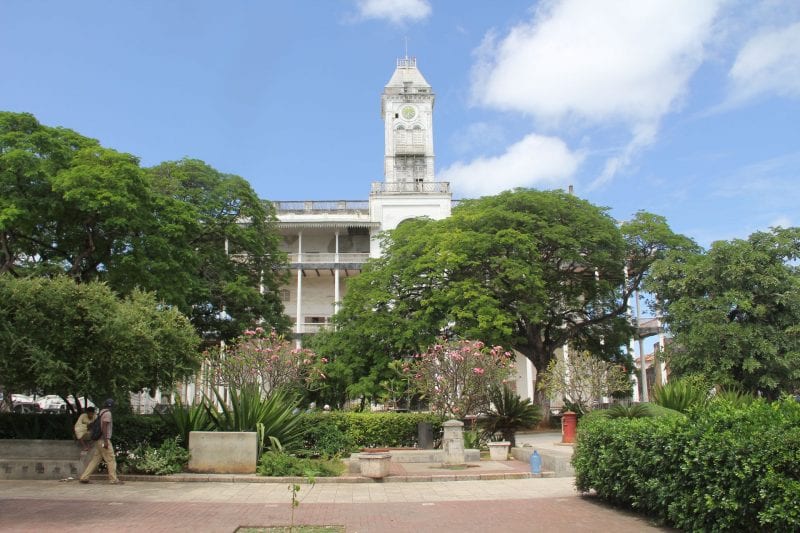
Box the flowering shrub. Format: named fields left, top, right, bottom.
left=409, top=338, right=514, bottom=418
left=210, top=328, right=325, bottom=396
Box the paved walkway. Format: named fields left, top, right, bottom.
left=0, top=477, right=669, bottom=532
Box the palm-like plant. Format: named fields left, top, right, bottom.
left=169, top=397, right=213, bottom=448
left=602, top=403, right=656, bottom=419
left=651, top=378, right=709, bottom=413
left=204, top=385, right=305, bottom=453
left=478, top=385, right=541, bottom=447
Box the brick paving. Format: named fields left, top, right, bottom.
left=0, top=478, right=670, bottom=532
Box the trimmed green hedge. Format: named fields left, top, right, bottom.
left=296, top=412, right=443, bottom=457
left=0, top=412, right=178, bottom=469
left=574, top=398, right=800, bottom=531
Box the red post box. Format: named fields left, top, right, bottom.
left=561, top=411, right=577, bottom=444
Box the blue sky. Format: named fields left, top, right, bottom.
left=2, top=0, right=798, bottom=247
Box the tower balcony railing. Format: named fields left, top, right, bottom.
left=287, top=252, right=370, bottom=265
left=394, top=143, right=426, bottom=154
left=371, top=181, right=450, bottom=194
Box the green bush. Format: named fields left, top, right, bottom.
left=0, top=413, right=73, bottom=439
left=125, top=437, right=190, bottom=475
left=257, top=451, right=344, bottom=477
left=574, top=398, right=800, bottom=530
left=296, top=412, right=443, bottom=456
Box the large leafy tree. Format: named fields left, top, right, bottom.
left=0, top=276, right=201, bottom=412
left=314, top=189, right=691, bottom=404
left=142, top=159, right=289, bottom=340
left=0, top=112, right=288, bottom=341
left=648, top=227, right=800, bottom=398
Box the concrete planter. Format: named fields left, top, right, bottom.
left=188, top=431, right=257, bottom=474
left=488, top=441, right=511, bottom=461
left=358, top=452, right=392, bottom=479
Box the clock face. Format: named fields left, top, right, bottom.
left=401, top=106, right=416, bottom=120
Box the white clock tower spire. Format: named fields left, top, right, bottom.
left=381, top=56, right=435, bottom=185
left=369, top=56, right=451, bottom=257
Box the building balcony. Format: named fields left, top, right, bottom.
left=286, top=252, right=370, bottom=269
left=269, top=200, right=369, bottom=215
left=371, top=181, right=450, bottom=194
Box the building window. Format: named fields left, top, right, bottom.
left=279, top=289, right=290, bottom=302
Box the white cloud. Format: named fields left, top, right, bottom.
left=439, top=134, right=583, bottom=197
left=355, top=0, right=431, bottom=25
left=473, top=0, right=720, bottom=123
left=729, top=21, right=800, bottom=103
left=769, top=215, right=793, bottom=229
left=470, top=0, right=721, bottom=186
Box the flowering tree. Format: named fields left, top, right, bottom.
left=409, top=338, right=515, bottom=418
left=537, top=351, right=631, bottom=413
left=211, top=328, right=326, bottom=396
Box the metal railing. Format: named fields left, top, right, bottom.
left=287, top=252, right=370, bottom=264
left=269, top=200, right=369, bottom=214
left=371, top=181, right=450, bottom=194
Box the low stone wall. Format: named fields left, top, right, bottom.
left=188, top=431, right=257, bottom=474
left=346, top=449, right=481, bottom=474
left=0, top=439, right=86, bottom=480
left=511, top=446, right=575, bottom=477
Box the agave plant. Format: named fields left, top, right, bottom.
left=478, top=385, right=541, bottom=447
left=203, top=384, right=305, bottom=453
left=712, top=387, right=755, bottom=408
left=602, top=403, right=655, bottom=419
left=169, top=397, right=213, bottom=448
left=651, top=378, right=710, bottom=414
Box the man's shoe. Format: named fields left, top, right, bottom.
left=109, top=480, right=125, bottom=485
left=79, top=479, right=91, bottom=484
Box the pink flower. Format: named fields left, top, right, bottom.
left=255, top=327, right=265, bottom=334
left=321, top=357, right=328, bottom=363
left=472, top=367, right=485, bottom=375
left=244, top=329, right=256, bottom=336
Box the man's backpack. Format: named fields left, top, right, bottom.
left=88, top=410, right=106, bottom=441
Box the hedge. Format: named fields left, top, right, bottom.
left=573, top=398, right=800, bottom=531
left=295, top=412, right=444, bottom=457
left=1, top=411, right=443, bottom=459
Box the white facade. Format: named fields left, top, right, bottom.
left=274, top=57, right=451, bottom=339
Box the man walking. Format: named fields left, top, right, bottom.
left=79, top=398, right=122, bottom=484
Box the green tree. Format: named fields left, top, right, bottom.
left=648, top=227, right=800, bottom=398
left=316, top=189, right=691, bottom=404
left=0, top=276, right=201, bottom=411
left=143, top=159, right=289, bottom=341
left=0, top=112, right=288, bottom=341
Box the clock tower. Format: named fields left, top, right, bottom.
left=369, top=57, right=451, bottom=257
left=381, top=56, right=435, bottom=185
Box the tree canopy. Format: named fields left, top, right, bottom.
left=648, top=227, right=800, bottom=398
left=0, top=276, right=201, bottom=411
left=0, top=111, right=288, bottom=341
left=312, top=189, right=692, bottom=403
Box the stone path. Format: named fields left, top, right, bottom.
left=0, top=477, right=670, bottom=532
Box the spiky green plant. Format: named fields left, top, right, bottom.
left=713, top=387, right=755, bottom=408
left=651, top=378, right=709, bottom=413
left=203, top=384, right=305, bottom=452
left=170, top=397, right=213, bottom=448
left=602, top=403, right=656, bottom=419
left=478, top=385, right=541, bottom=447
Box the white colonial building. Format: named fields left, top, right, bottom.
left=272, top=57, right=451, bottom=337
left=269, top=57, right=538, bottom=403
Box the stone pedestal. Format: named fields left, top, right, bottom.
left=487, top=441, right=510, bottom=461
left=358, top=452, right=391, bottom=479
left=188, top=431, right=257, bottom=474
left=442, top=419, right=465, bottom=465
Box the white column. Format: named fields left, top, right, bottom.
left=635, top=289, right=649, bottom=402
left=657, top=315, right=668, bottom=385
left=295, top=232, right=303, bottom=348
left=334, top=231, right=340, bottom=315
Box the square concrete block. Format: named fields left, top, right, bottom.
left=188, top=431, right=257, bottom=474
